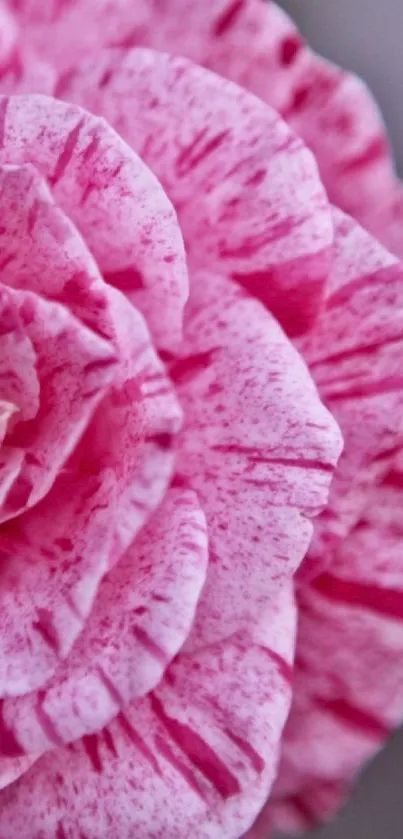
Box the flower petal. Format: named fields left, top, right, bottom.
left=60, top=47, right=333, bottom=336
left=297, top=208, right=403, bottom=578
left=0, top=160, right=115, bottom=338
left=244, top=212, right=403, bottom=834
left=265, top=461, right=403, bottom=834
left=0, top=755, right=38, bottom=791
left=1, top=488, right=208, bottom=755
left=0, top=93, right=188, bottom=349
left=0, top=454, right=121, bottom=697
left=0, top=282, right=117, bottom=523
left=0, top=156, right=182, bottom=529
left=165, top=270, right=342, bottom=651
left=0, top=164, right=125, bottom=524
left=11, top=0, right=403, bottom=256
left=0, top=587, right=296, bottom=839
left=0, top=284, right=181, bottom=698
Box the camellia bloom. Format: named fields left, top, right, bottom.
left=0, top=2, right=402, bottom=838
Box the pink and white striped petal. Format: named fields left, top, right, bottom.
left=0, top=160, right=117, bottom=339
left=0, top=159, right=182, bottom=547
left=0, top=281, right=117, bottom=524
left=0, top=590, right=296, bottom=839
left=153, top=0, right=403, bottom=256
left=297, top=208, right=403, bottom=578
left=10, top=0, right=402, bottom=257
left=60, top=47, right=333, bottom=337
left=5, top=0, right=153, bottom=71
left=0, top=488, right=207, bottom=756
left=0, top=93, right=188, bottom=349
left=165, top=270, right=341, bottom=651
left=264, top=460, right=403, bottom=834
left=0, top=287, right=181, bottom=699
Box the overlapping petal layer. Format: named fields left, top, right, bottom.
left=60, top=47, right=333, bottom=337
left=247, top=459, right=403, bottom=836
left=0, top=488, right=208, bottom=754
left=0, top=623, right=296, bottom=839
left=0, top=93, right=188, bottom=350
left=0, top=97, right=183, bottom=699
left=5, top=0, right=402, bottom=257
left=0, top=2, right=400, bottom=836
left=298, top=208, right=403, bottom=577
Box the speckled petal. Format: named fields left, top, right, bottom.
left=0, top=281, right=117, bottom=524
left=242, top=209, right=403, bottom=835
left=0, top=93, right=188, bottom=349
left=151, top=0, right=403, bottom=256
left=1, top=489, right=207, bottom=755
left=0, top=155, right=182, bottom=534
left=264, top=458, right=403, bottom=834
left=0, top=280, right=181, bottom=701
left=11, top=0, right=403, bottom=257
left=60, top=47, right=333, bottom=336
left=165, top=269, right=342, bottom=651
left=298, top=207, right=403, bottom=578
left=0, top=588, right=296, bottom=839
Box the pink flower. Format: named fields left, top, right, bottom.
left=0, top=2, right=402, bottom=838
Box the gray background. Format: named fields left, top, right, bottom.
left=280, top=0, right=403, bottom=172
left=277, top=1, right=403, bottom=837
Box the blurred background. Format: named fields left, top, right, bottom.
left=277, top=1, right=403, bottom=836
left=280, top=0, right=403, bottom=172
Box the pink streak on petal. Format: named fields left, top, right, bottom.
left=60, top=48, right=333, bottom=337
left=0, top=93, right=188, bottom=350
left=1, top=490, right=207, bottom=753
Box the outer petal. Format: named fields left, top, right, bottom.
left=0, top=270, right=40, bottom=428
left=246, top=206, right=403, bottom=833
left=264, top=461, right=403, bottom=835
left=0, top=93, right=188, bottom=349
left=60, top=47, right=333, bottom=336
left=0, top=250, right=342, bottom=837
left=9, top=0, right=403, bottom=257
left=147, top=0, right=403, bottom=257
left=164, top=270, right=342, bottom=651
left=1, top=489, right=208, bottom=755
left=0, top=590, right=297, bottom=839
left=5, top=0, right=153, bottom=70
left=0, top=159, right=116, bottom=337
left=298, top=208, right=403, bottom=578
